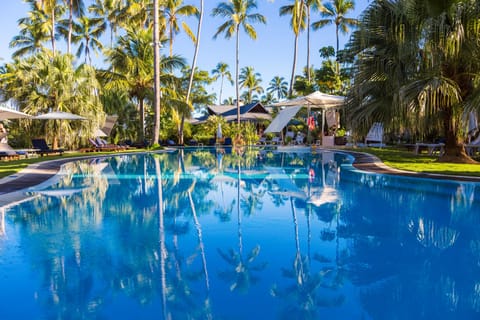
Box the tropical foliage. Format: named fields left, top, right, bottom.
left=345, top=0, right=480, bottom=162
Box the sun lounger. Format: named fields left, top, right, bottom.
left=88, top=138, right=127, bottom=152
left=414, top=142, right=445, bottom=156
left=31, top=138, right=64, bottom=156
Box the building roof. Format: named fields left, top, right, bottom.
left=191, top=101, right=271, bottom=124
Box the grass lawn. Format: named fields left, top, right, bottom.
left=349, top=147, right=480, bottom=177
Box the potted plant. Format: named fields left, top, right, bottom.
left=334, top=127, right=347, bottom=145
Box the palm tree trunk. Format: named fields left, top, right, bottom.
left=307, top=5, right=311, bottom=83
left=139, top=98, right=145, bottom=142
left=169, top=26, right=173, bottom=57
left=235, top=24, right=240, bottom=125
left=335, top=24, right=340, bottom=75
left=51, top=8, right=56, bottom=55
left=68, top=0, right=73, bottom=55
left=85, top=39, right=90, bottom=64
left=219, top=74, right=224, bottom=104
left=153, top=0, right=161, bottom=145
left=289, top=34, right=299, bottom=97
left=441, top=107, right=473, bottom=162
left=182, top=0, right=204, bottom=146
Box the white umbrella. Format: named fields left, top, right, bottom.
left=34, top=111, right=87, bottom=149
left=270, top=91, right=345, bottom=144
left=270, top=91, right=345, bottom=109
left=34, top=111, right=87, bottom=120
left=0, top=106, right=32, bottom=120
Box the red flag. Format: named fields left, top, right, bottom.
left=307, top=116, right=315, bottom=130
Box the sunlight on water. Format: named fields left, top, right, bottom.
left=1, top=148, right=480, bottom=319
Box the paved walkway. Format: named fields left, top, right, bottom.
left=1, top=149, right=479, bottom=207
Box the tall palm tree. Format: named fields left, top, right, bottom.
left=163, top=0, right=199, bottom=57
left=280, top=0, right=307, bottom=97
left=239, top=66, right=263, bottom=103
left=105, top=26, right=186, bottom=143
left=29, top=0, right=62, bottom=55
left=88, top=0, right=123, bottom=47
left=10, top=10, right=50, bottom=58
left=106, top=28, right=156, bottom=142
left=312, top=0, right=357, bottom=58
left=305, top=0, right=323, bottom=83
left=63, top=0, right=85, bottom=54
left=153, top=0, right=163, bottom=145
left=212, top=62, right=234, bottom=105
left=182, top=0, right=204, bottom=146
left=267, top=76, right=289, bottom=101
left=212, top=0, right=266, bottom=125
left=70, top=15, right=106, bottom=64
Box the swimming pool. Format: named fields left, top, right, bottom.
left=1, top=148, right=479, bottom=319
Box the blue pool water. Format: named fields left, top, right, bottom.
left=1, top=148, right=480, bottom=319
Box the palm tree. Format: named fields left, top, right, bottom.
left=163, top=0, right=199, bottom=57
left=305, top=0, right=323, bottom=83
left=267, top=76, right=289, bottom=101
left=346, top=0, right=480, bottom=162
left=182, top=0, right=204, bottom=146
left=223, top=96, right=235, bottom=105
left=280, top=0, right=307, bottom=97
left=63, top=0, right=85, bottom=54
left=312, top=0, right=357, bottom=58
left=212, top=62, right=234, bottom=104
left=212, top=0, right=266, bottom=125
left=119, top=0, right=152, bottom=30
left=10, top=10, right=50, bottom=58
left=28, top=0, right=63, bottom=55
left=88, top=0, right=123, bottom=47
left=106, top=28, right=156, bottom=142
left=153, top=0, right=162, bottom=145
left=0, top=50, right=103, bottom=149
left=70, top=15, right=106, bottom=64
left=105, top=25, right=187, bottom=143
left=239, top=66, right=263, bottom=103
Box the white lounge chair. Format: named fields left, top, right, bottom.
left=295, top=132, right=305, bottom=145
left=285, top=131, right=295, bottom=144
left=365, top=122, right=385, bottom=147
left=271, top=136, right=282, bottom=145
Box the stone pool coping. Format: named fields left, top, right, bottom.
left=1, top=148, right=479, bottom=207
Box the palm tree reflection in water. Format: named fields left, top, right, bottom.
left=4, top=150, right=480, bottom=319
left=218, top=149, right=267, bottom=293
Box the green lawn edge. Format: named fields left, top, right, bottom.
left=346, top=147, right=480, bottom=177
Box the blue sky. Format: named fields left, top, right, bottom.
left=0, top=0, right=370, bottom=103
